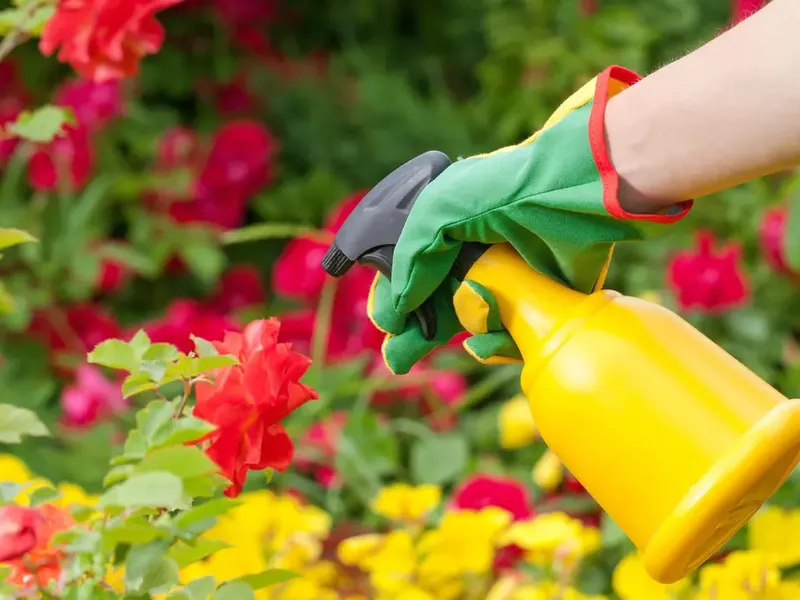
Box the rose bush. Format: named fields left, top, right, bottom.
left=1, top=0, right=799, bottom=598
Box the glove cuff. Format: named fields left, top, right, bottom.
left=589, top=66, right=694, bottom=223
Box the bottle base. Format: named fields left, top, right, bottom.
left=642, top=399, right=800, bottom=583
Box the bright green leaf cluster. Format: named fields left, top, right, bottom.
left=88, top=331, right=238, bottom=399
left=7, top=105, right=75, bottom=144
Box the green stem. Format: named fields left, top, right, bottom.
left=310, top=277, right=337, bottom=378
left=220, top=223, right=327, bottom=245
left=173, top=380, right=192, bottom=419
left=459, top=364, right=522, bottom=412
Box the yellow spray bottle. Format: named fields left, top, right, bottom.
left=321, top=151, right=800, bottom=584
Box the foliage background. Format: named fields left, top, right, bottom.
left=2, top=0, right=800, bottom=595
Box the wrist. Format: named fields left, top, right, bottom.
left=603, top=87, right=688, bottom=215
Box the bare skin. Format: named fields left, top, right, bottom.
left=605, top=0, right=800, bottom=214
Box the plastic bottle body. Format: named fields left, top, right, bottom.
left=460, top=244, right=800, bottom=583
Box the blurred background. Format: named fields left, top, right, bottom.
left=2, top=0, right=799, bottom=583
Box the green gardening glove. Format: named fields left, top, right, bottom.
left=367, top=273, right=522, bottom=375
left=374, top=66, right=693, bottom=373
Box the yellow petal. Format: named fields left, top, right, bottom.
left=499, top=395, right=538, bottom=450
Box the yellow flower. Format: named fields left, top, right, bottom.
left=611, top=553, right=689, bottom=600
left=0, top=453, right=31, bottom=483
left=499, top=395, right=538, bottom=449
left=501, top=512, right=600, bottom=569
left=180, top=490, right=332, bottom=590
left=749, top=506, right=800, bottom=567
left=372, top=483, right=441, bottom=523
left=532, top=450, right=563, bottom=491
left=696, top=552, right=781, bottom=600
left=56, top=482, right=99, bottom=508
left=263, top=577, right=339, bottom=600
left=417, top=507, right=511, bottom=580
left=338, top=534, right=387, bottom=568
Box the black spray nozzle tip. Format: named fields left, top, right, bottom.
left=321, top=244, right=354, bottom=277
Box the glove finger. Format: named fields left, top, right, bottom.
left=453, top=279, right=504, bottom=334
left=463, top=332, right=523, bottom=365
left=381, top=327, right=441, bottom=375
left=391, top=234, right=462, bottom=315
left=366, top=273, right=406, bottom=335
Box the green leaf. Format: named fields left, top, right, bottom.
left=601, top=514, right=627, bottom=547
left=786, top=189, right=800, bottom=272
left=174, top=498, right=238, bottom=531
left=0, top=403, right=49, bottom=443
left=25, top=5, right=55, bottom=35
left=103, top=464, right=134, bottom=488
left=129, top=330, right=152, bottom=355
left=0, top=482, right=26, bottom=503
left=87, top=339, right=139, bottom=372
left=410, top=433, right=468, bottom=485
left=221, top=223, right=317, bottom=246
left=178, top=238, right=226, bottom=286
left=136, top=446, right=218, bottom=480
left=184, top=576, right=216, bottom=600
left=151, top=417, right=215, bottom=449
left=28, top=486, right=61, bottom=507
left=8, top=105, right=74, bottom=144
left=180, top=355, right=238, bottom=378
left=212, top=582, right=255, bottom=600
left=231, top=570, right=299, bottom=591
left=103, top=518, right=171, bottom=547
left=0, top=9, right=23, bottom=35
left=99, top=472, right=186, bottom=510
left=121, top=429, right=147, bottom=460
left=0, top=228, right=36, bottom=251
left=96, top=244, right=158, bottom=278
left=169, top=539, right=230, bottom=568
left=0, top=281, right=15, bottom=313
left=122, top=373, right=157, bottom=398
left=144, top=343, right=180, bottom=362
left=136, top=400, right=174, bottom=446
left=125, top=541, right=177, bottom=593
left=191, top=336, right=219, bottom=357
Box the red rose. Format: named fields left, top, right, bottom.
left=169, top=120, right=275, bottom=229
left=54, top=78, right=123, bottom=130
left=143, top=299, right=239, bottom=354
left=157, top=126, right=203, bottom=171
left=667, top=230, right=749, bottom=314
left=2, top=504, right=73, bottom=590
left=29, top=304, right=122, bottom=356
left=0, top=505, right=42, bottom=562
left=451, top=474, right=535, bottom=522
left=194, top=319, right=318, bottom=497
left=732, top=0, right=766, bottom=23
left=40, top=0, right=186, bottom=82
left=760, top=205, right=799, bottom=277
left=208, top=265, right=267, bottom=313
left=27, top=124, right=94, bottom=192
left=60, top=365, right=126, bottom=428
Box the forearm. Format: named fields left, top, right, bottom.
left=605, top=0, right=800, bottom=213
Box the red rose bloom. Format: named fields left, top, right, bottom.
left=27, top=124, right=94, bottom=192
left=208, top=265, right=267, bottom=314
left=732, top=0, right=766, bottom=23
left=55, top=78, right=123, bottom=130
left=194, top=318, right=318, bottom=497
left=0, top=505, right=42, bottom=562
left=451, top=474, right=535, bottom=521
left=157, top=126, right=203, bottom=171
left=169, top=120, right=275, bottom=229
left=1, top=504, right=73, bottom=590
left=760, top=205, right=798, bottom=277
left=30, top=304, right=122, bottom=356
left=667, top=230, right=749, bottom=314
left=40, top=0, right=186, bottom=82
left=143, top=299, right=239, bottom=354
left=60, top=365, right=126, bottom=428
